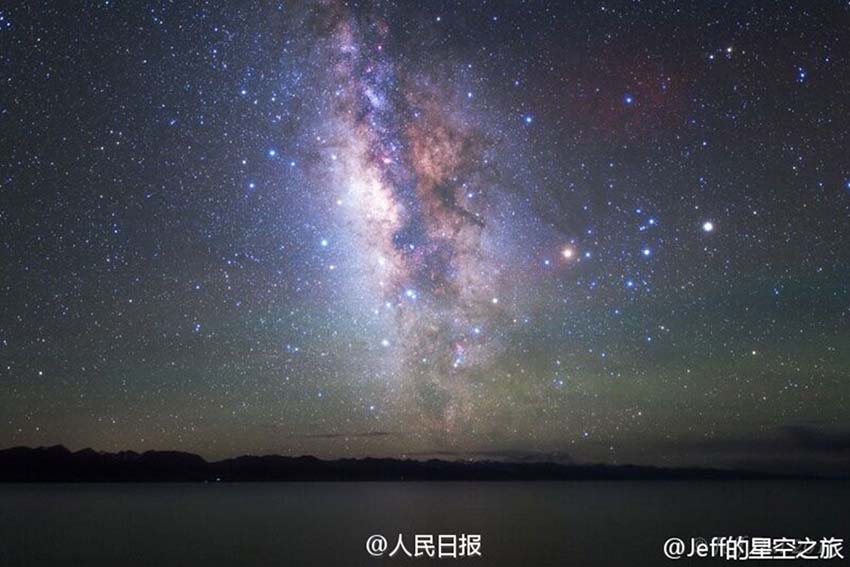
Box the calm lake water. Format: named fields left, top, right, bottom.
left=0, top=481, right=847, bottom=566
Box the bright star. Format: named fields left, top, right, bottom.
left=702, top=221, right=714, bottom=232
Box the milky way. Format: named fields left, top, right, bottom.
left=1, top=1, right=849, bottom=473
left=311, top=5, right=534, bottom=439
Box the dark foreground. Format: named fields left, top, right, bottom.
left=0, top=445, right=814, bottom=481
left=1, top=481, right=847, bottom=567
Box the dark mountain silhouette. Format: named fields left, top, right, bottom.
left=0, top=445, right=817, bottom=482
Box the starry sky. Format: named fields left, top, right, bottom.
left=1, top=1, right=849, bottom=473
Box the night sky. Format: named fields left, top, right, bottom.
left=1, top=1, right=848, bottom=473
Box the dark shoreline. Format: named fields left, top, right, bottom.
left=1, top=445, right=834, bottom=482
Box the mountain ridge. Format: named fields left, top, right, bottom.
left=0, top=444, right=828, bottom=482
